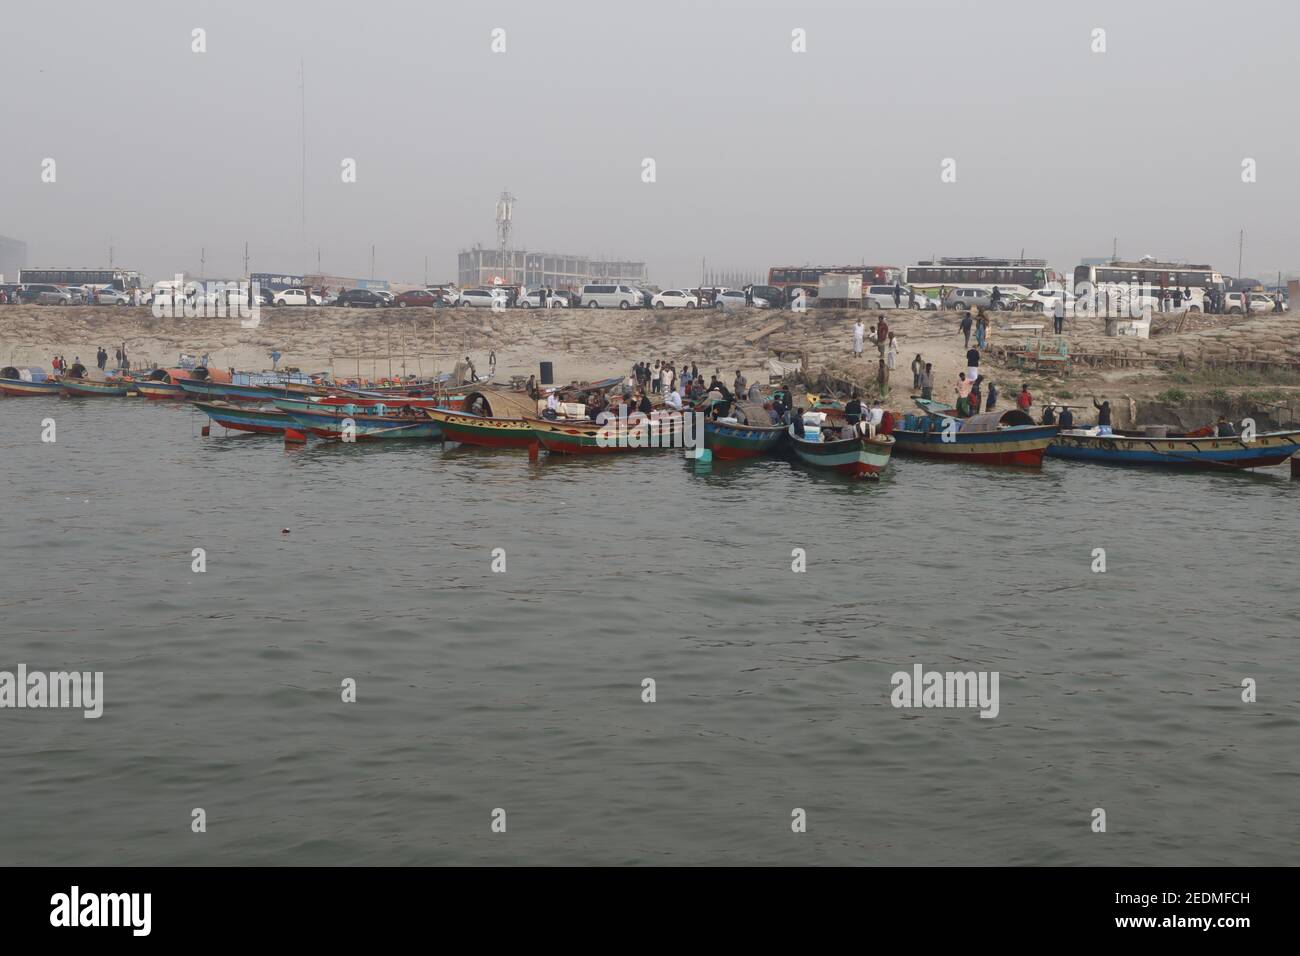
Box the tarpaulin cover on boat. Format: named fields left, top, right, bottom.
left=1, top=366, right=51, bottom=383
left=461, top=388, right=540, bottom=419
left=960, top=409, right=1035, bottom=433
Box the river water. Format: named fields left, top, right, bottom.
left=1, top=398, right=1296, bottom=865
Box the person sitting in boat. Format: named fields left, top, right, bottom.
left=665, top=387, right=683, bottom=411
left=1041, top=404, right=1056, bottom=425
left=1215, top=417, right=1237, bottom=437
left=844, top=392, right=864, bottom=427
left=636, top=391, right=653, bottom=417
left=69, top=358, right=86, bottom=379
left=1058, top=406, right=1074, bottom=430
left=1093, top=397, right=1113, bottom=434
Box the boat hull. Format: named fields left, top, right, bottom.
left=890, top=424, right=1058, bottom=467
left=193, top=401, right=292, bottom=434
left=60, top=380, right=131, bottom=397
left=179, top=380, right=283, bottom=403
left=704, top=419, right=787, bottom=460
left=279, top=406, right=442, bottom=441
left=133, top=381, right=187, bottom=400
left=787, top=424, right=894, bottom=477
left=0, top=378, right=63, bottom=396
left=425, top=408, right=537, bottom=448
left=1047, top=430, right=1300, bottom=469
left=529, top=415, right=694, bottom=455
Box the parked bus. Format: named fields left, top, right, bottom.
left=767, top=264, right=900, bottom=295
left=1071, top=259, right=1223, bottom=313
left=904, top=258, right=1058, bottom=300
left=19, top=267, right=142, bottom=291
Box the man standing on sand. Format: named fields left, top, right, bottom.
left=966, top=346, right=980, bottom=385
left=893, top=281, right=902, bottom=308
left=959, top=310, right=973, bottom=348
left=876, top=314, right=889, bottom=357
left=876, top=357, right=889, bottom=397
left=986, top=380, right=998, bottom=411
left=853, top=317, right=865, bottom=358
left=734, top=368, right=747, bottom=397
left=1053, top=294, right=1065, bottom=335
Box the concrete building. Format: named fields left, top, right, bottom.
left=458, top=245, right=647, bottom=293
left=0, top=235, right=28, bottom=283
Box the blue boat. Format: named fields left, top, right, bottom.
left=1047, top=427, right=1300, bottom=469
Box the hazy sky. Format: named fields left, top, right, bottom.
left=2, top=0, right=1297, bottom=285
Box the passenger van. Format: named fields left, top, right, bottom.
left=579, top=283, right=641, bottom=309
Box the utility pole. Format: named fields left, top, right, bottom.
left=424, top=256, right=428, bottom=286
left=299, top=58, right=306, bottom=234
left=200, top=247, right=206, bottom=280
left=371, top=245, right=375, bottom=280
left=1112, top=237, right=1117, bottom=260
left=1237, top=229, right=1244, bottom=280
left=243, top=242, right=249, bottom=277
left=109, top=237, right=114, bottom=268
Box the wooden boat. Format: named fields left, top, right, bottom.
left=422, top=388, right=541, bottom=448
left=193, top=400, right=293, bottom=434
left=276, top=402, right=442, bottom=441
left=702, top=400, right=786, bottom=460
left=787, top=420, right=894, bottom=478
left=60, top=377, right=132, bottom=397
left=0, top=366, right=62, bottom=396
left=891, top=405, right=1058, bottom=467
left=130, top=364, right=231, bottom=400
left=1047, top=426, right=1300, bottom=469
left=528, top=411, right=695, bottom=455
left=179, top=379, right=284, bottom=403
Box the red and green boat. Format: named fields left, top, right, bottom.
left=60, top=377, right=133, bottom=397
left=528, top=412, right=694, bottom=455
left=423, top=388, right=541, bottom=448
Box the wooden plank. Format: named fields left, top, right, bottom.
left=746, top=319, right=787, bottom=345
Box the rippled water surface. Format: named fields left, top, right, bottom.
left=1, top=398, right=1297, bottom=865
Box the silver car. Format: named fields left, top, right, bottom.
left=94, top=288, right=133, bottom=305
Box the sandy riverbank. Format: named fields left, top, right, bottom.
left=3, top=304, right=1298, bottom=424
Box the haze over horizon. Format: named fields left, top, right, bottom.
left=2, top=0, right=1297, bottom=285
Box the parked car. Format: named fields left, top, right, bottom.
left=518, top=289, right=569, bottom=309
left=393, top=289, right=440, bottom=308
left=457, top=288, right=508, bottom=308
left=580, top=283, right=641, bottom=309
left=651, top=289, right=699, bottom=309
left=373, top=290, right=395, bottom=307
left=943, top=287, right=993, bottom=310
left=19, top=284, right=72, bottom=305
left=94, top=287, right=133, bottom=305
left=273, top=288, right=322, bottom=306
left=1224, top=291, right=1274, bottom=315
left=714, top=290, right=749, bottom=311
left=863, top=284, right=923, bottom=309
left=745, top=284, right=786, bottom=309
left=334, top=288, right=386, bottom=308
left=1025, top=288, right=1074, bottom=316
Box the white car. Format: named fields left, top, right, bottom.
left=93, top=288, right=132, bottom=305
left=518, top=289, right=568, bottom=309
left=273, top=288, right=322, bottom=306
left=457, top=289, right=507, bottom=308
left=1026, top=289, right=1075, bottom=316
left=863, top=284, right=924, bottom=309
left=714, top=290, right=749, bottom=311
left=579, top=283, right=641, bottom=309
left=1225, top=291, right=1273, bottom=315
left=651, top=289, right=699, bottom=309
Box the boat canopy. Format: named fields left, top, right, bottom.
left=1, top=366, right=51, bottom=382
left=961, top=409, right=1035, bottom=432
left=462, top=387, right=540, bottom=419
